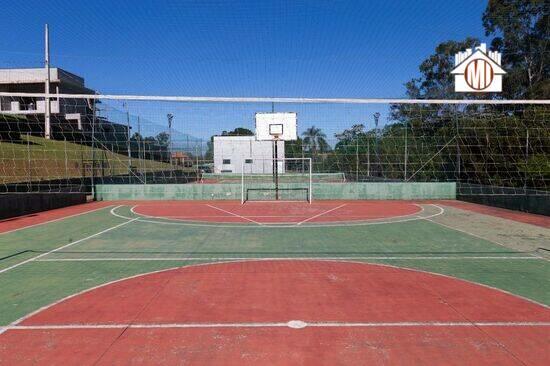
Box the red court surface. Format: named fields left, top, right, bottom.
left=2, top=260, right=548, bottom=365
left=0, top=201, right=112, bottom=234
left=131, top=200, right=423, bottom=224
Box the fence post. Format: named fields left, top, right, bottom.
left=524, top=129, right=529, bottom=192
left=456, top=116, right=461, bottom=182
left=126, top=108, right=132, bottom=183
left=404, top=122, right=408, bottom=181
left=27, top=132, right=31, bottom=188
left=355, top=138, right=359, bottom=182
left=64, top=137, right=68, bottom=179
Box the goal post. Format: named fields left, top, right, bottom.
left=241, top=158, right=312, bottom=204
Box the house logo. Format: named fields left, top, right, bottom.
left=451, top=43, right=506, bottom=92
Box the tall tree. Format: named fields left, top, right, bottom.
left=302, top=126, right=330, bottom=155
left=399, top=38, right=480, bottom=100
left=156, top=132, right=170, bottom=146
left=482, top=0, right=549, bottom=98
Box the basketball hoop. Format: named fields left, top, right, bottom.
left=269, top=123, right=284, bottom=140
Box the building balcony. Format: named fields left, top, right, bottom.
left=0, top=99, right=60, bottom=115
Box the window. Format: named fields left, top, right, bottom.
left=245, top=159, right=253, bottom=164
left=223, top=159, right=231, bottom=164
left=221, top=169, right=232, bottom=173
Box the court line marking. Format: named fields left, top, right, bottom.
left=0, top=204, right=114, bottom=236
left=131, top=204, right=274, bottom=226
left=205, top=204, right=265, bottom=225
left=36, top=256, right=542, bottom=262
left=5, top=257, right=548, bottom=335
left=425, top=217, right=547, bottom=261
left=0, top=206, right=138, bottom=275
left=296, top=204, right=347, bottom=225
left=132, top=203, right=424, bottom=225
left=117, top=204, right=443, bottom=228
left=3, top=321, right=549, bottom=332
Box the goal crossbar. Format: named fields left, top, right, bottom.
left=241, top=158, right=312, bottom=204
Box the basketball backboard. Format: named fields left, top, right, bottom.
left=255, top=112, right=297, bottom=141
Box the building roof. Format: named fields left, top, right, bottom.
left=213, top=135, right=256, bottom=141
left=171, top=151, right=189, bottom=159
left=0, top=68, right=85, bottom=86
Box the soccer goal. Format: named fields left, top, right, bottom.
left=241, top=158, right=312, bottom=203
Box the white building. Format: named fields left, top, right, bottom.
left=213, top=135, right=285, bottom=174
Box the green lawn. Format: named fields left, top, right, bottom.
left=0, top=135, right=173, bottom=184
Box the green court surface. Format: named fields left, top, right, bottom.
left=0, top=201, right=548, bottom=326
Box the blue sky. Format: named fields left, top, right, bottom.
left=1, top=0, right=490, bottom=141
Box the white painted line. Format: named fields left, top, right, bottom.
left=244, top=200, right=312, bottom=203
left=206, top=204, right=264, bottom=225
left=296, top=204, right=347, bottom=225
left=36, top=256, right=541, bottom=262
left=0, top=207, right=138, bottom=275
left=112, top=204, right=445, bottom=228
left=0, top=205, right=114, bottom=236
left=8, top=257, right=548, bottom=330
left=425, top=218, right=547, bottom=261
left=4, top=321, right=550, bottom=331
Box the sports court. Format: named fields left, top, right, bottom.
left=1, top=2, right=549, bottom=362
left=1, top=196, right=549, bottom=364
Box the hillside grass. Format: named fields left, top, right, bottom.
left=0, top=135, right=173, bottom=184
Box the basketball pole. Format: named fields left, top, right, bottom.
left=273, top=139, right=279, bottom=200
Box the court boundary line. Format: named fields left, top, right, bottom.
left=296, top=204, right=347, bottom=225
left=425, top=217, right=547, bottom=261
left=0, top=204, right=114, bottom=236
left=205, top=204, right=265, bottom=225
left=36, top=256, right=542, bottom=262
left=116, top=204, right=443, bottom=228
left=4, top=257, right=547, bottom=335
left=130, top=202, right=424, bottom=227
left=3, top=321, right=549, bottom=332
left=0, top=206, right=138, bottom=275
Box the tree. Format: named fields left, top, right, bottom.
left=399, top=38, right=481, bottom=101
left=482, top=0, right=549, bottom=98
left=130, top=132, right=143, bottom=141
left=156, top=132, right=170, bottom=146
left=302, top=126, right=330, bottom=155
left=221, top=127, right=254, bottom=136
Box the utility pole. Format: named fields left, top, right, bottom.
left=167, top=113, right=174, bottom=180
left=44, top=24, right=51, bottom=139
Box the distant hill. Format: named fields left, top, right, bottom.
left=0, top=135, right=172, bottom=184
